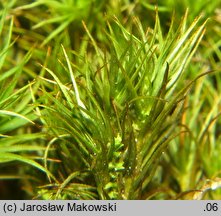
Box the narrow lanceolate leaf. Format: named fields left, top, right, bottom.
left=0, top=15, right=13, bottom=70
left=167, top=20, right=207, bottom=91
left=0, top=133, right=44, bottom=146
left=61, top=45, right=86, bottom=110
left=152, top=14, right=207, bottom=97
left=0, top=110, right=35, bottom=124
left=0, top=145, right=46, bottom=153
left=41, top=19, right=71, bottom=46
left=39, top=64, right=74, bottom=109
left=55, top=171, right=82, bottom=198
left=0, top=153, right=57, bottom=183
